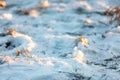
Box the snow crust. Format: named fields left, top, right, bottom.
left=0, top=0, right=120, bottom=80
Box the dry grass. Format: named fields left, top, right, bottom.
left=105, top=6, right=120, bottom=23
left=0, top=0, right=7, bottom=9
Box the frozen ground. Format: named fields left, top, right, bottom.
left=0, top=0, right=120, bottom=80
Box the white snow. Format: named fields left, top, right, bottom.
left=0, top=0, right=120, bottom=80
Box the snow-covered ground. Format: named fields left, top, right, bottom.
left=0, top=0, right=120, bottom=80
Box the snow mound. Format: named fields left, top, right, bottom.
left=0, top=30, right=35, bottom=56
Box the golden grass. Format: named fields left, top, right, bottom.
left=105, top=7, right=120, bottom=23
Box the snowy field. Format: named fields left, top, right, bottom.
left=0, top=0, right=120, bottom=80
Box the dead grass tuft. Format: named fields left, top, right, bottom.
left=105, top=6, right=120, bottom=23
left=0, top=0, right=7, bottom=9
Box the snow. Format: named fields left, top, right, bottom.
left=0, top=0, right=120, bottom=80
